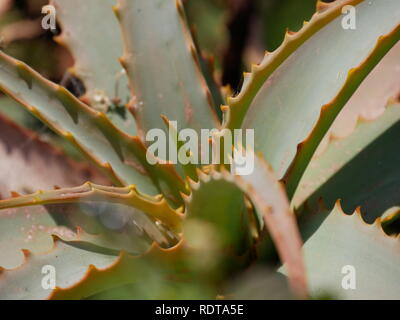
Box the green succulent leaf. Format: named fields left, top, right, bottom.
left=184, top=169, right=251, bottom=257
left=49, top=241, right=193, bottom=300
left=296, top=202, right=400, bottom=299
left=185, top=151, right=307, bottom=297
left=115, top=0, right=219, bottom=137
left=0, top=95, right=36, bottom=127
left=0, top=51, right=187, bottom=204
left=293, top=103, right=400, bottom=223
left=232, top=152, right=307, bottom=297
left=50, top=0, right=137, bottom=136
left=225, top=0, right=400, bottom=199
left=161, top=115, right=198, bottom=180
left=0, top=203, right=173, bottom=269
left=0, top=183, right=183, bottom=234
left=328, top=42, right=400, bottom=138
left=224, top=0, right=362, bottom=130
left=0, top=235, right=201, bottom=301
left=0, top=113, right=108, bottom=198
left=0, top=182, right=182, bottom=272
left=0, top=238, right=119, bottom=300
left=0, top=204, right=61, bottom=270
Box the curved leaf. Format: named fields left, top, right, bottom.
left=224, top=0, right=363, bottom=130
left=232, top=151, right=307, bottom=297
left=293, top=103, right=400, bottom=223
left=185, top=152, right=307, bottom=297
left=0, top=183, right=183, bottom=234
left=298, top=202, right=400, bottom=299
left=0, top=204, right=63, bottom=269
left=0, top=51, right=186, bottom=203
left=48, top=241, right=195, bottom=300
left=280, top=3, right=400, bottom=198
left=0, top=113, right=108, bottom=198
left=184, top=169, right=251, bottom=257
left=0, top=183, right=182, bottom=270
left=51, top=0, right=137, bottom=136
left=0, top=237, right=119, bottom=300
left=227, top=0, right=400, bottom=199
left=328, top=41, right=400, bottom=138
left=115, top=0, right=219, bottom=138
left=0, top=200, right=175, bottom=270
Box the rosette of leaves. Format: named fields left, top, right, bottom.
left=0, top=0, right=399, bottom=299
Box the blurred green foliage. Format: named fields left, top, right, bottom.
left=184, top=0, right=320, bottom=90
left=184, top=0, right=228, bottom=69
left=261, top=0, right=317, bottom=51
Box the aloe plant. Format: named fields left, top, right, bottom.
left=0, top=0, right=399, bottom=300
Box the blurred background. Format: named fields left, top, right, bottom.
left=185, top=0, right=329, bottom=91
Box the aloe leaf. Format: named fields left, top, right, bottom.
left=0, top=96, right=85, bottom=162
left=0, top=183, right=183, bottom=234
left=297, top=202, right=400, bottom=299
left=0, top=200, right=175, bottom=269
left=0, top=113, right=108, bottom=198
left=0, top=201, right=173, bottom=269
left=0, top=237, right=119, bottom=300
left=115, top=0, right=219, bottom=137
left=184, top=152, right=307, bottom=297
left=0, top=183, right=182, bottom=269
left=47, top=241, right=202, bottom=300
left=184, top=169, right=251, bottom=258
left=50, top=0, right=137, bottom=136
left=0, top=204, right=62, bottom=270
left=0, top=51, right=186, bottom=203
left=328, top=42, right=400, bottom=138
left=278, top=1, right=400, bottom=198
left=233, top=151, right=307, bottom=297
left=293, top=103, right=400, bottom=223
left=225, top=0, right=400, bottom=198
left=197, top=52, right=225, bottom=121
left=161, top=115, right=198, bottom=181
left=224, top=0, right=363, bottom=130
left=0, top=95, right=35, bottom=127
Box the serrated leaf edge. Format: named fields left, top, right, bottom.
left=223, top=0, right=363, bottom=130
left=0, top=182, right=184, bottom=233
left=114, top=0, right=220, bottom=139
left=48, top=238, right=187, bottom=300
left=282, top=24, right=400, bottom=199
left=184, top=161, right=307, bottom=298
left=0, top=50, right=187, bottom=205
